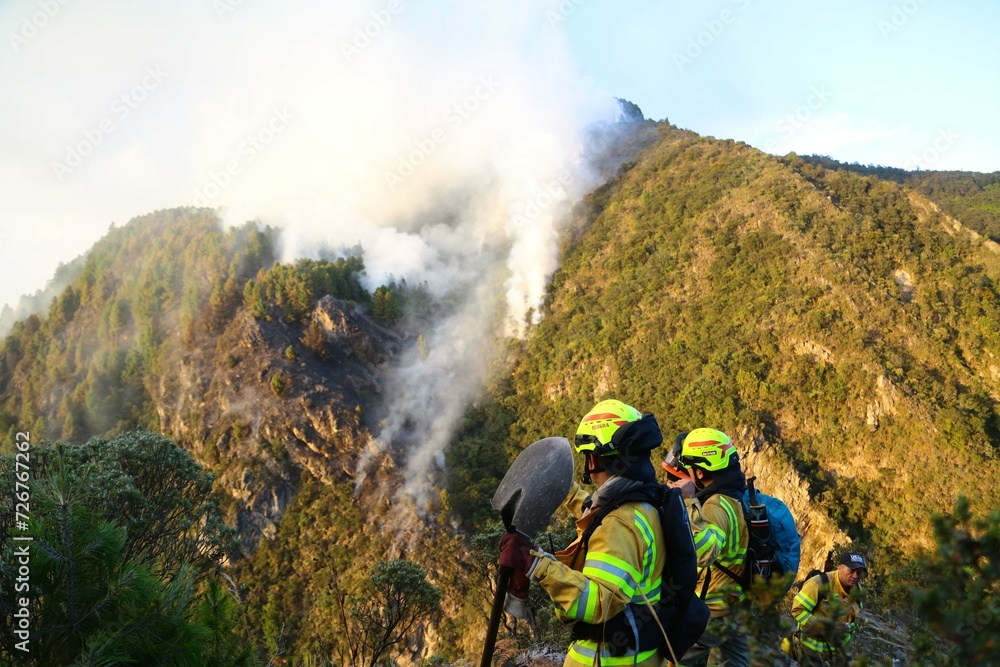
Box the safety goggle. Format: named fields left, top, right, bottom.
left=574, top=433, right=615, bottom=455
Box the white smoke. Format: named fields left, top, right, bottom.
left=212, top=3, right=624, bottom=513
left=291, top=2, right=626, bottom=515
left=0, top=0, right=626, bottom=519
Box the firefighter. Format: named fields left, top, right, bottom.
left=499, top=399, right=704, bottom=666
left=790, top=552, right=867, bottom=664
left=667, top=428, right=751, bottom=667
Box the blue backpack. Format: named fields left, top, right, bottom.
left=715, top=476, right=801, bottom=597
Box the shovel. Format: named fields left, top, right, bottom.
left=479, top=436, right=574, bottom=667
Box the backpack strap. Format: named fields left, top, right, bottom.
left=578, top=485, right=659, bottom=551
left=578, top=497, right=624, bottom=550
left=571, top=484, right=663, bottom=651
left=704, top=495, right=751, bottom=591
left=713, top=561, right=749, bottom=591
left=797, top=571, right=830, bottom=617
left=816, top=571, right=829, bottom=607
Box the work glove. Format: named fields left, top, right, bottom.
left=499, top=532, right=535, bottom=619
left=499, top=532, right=535, bottom=572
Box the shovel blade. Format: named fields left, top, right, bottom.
left=491, top=436, right=574, bottom=538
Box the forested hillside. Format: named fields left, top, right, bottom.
left=2, top=122, right=999, bottom=665
left=800, top=155, right=1000, bottom=243
left=0, top=209, right=277, bottom=443
left=492, top=128, right=1000, bottom=562
left=0, top=207, right=492, bottom=663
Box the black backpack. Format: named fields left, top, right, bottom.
left=713, top=477, right=801, bottom=601
left=569, top=482, right=710, bottom=662
left=797, top=550, right=836, bottom=609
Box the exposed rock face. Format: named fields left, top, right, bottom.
left=736, top=426, right=847, bottom=577
left=153, top=298, right=402, bottom=551
left=865, top=373, right=900, bottom=431
left=793, top=338, right=834, bottom=364
left=893, top=269, right=914, bottom=303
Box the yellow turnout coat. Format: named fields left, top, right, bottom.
left=532, top=481, right=667, bottom=667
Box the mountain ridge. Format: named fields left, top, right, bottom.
left=500, top=126, right=1000, bottom=560
left=2, top=121, right=999, bottom=663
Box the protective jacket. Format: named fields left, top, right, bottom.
left=532, top=480, right=667, bottom=667
left=791, top=570, right=861, bottom=654
left=686, top=493, right=748, bottom=617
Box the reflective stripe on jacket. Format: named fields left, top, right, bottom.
left=791, top=570, right=860, bottom=654
left=532, top=481, right=666, bottom=667
left=686, top=494, right=748, bottom=617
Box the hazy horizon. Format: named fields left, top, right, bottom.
left=2, top=0, right=998, bottom=312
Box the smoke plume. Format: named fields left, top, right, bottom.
left=1, top=0, right=632, bottom=522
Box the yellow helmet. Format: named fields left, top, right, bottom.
left=574, top=399, right=642, bottom=455
left=676, top=428, right=737, bottom=471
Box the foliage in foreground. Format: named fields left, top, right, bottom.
left=474, top=496, right=1000, bottom=666
left=0, top=431, right=251, bottom=666
left=909, top=496, right=1000, bottom=665
left=330, top=559, right=442, bottom=667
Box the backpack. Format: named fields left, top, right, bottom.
left=806, top=571, right=831, bottom=606
left=715, top=476, right=801, bottom=598
left=571, top=482, right=710, bottom=662
left=801, top=550, right=836, bottom=586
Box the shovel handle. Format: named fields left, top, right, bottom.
left=480, top=565, right=513, bottom=667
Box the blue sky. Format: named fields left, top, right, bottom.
left=1, top=0, right=998, bottom=313
left=563, top=0, right=1000, bottom=171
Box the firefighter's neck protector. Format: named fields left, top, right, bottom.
left=599, top=413, right=663, bottom=482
